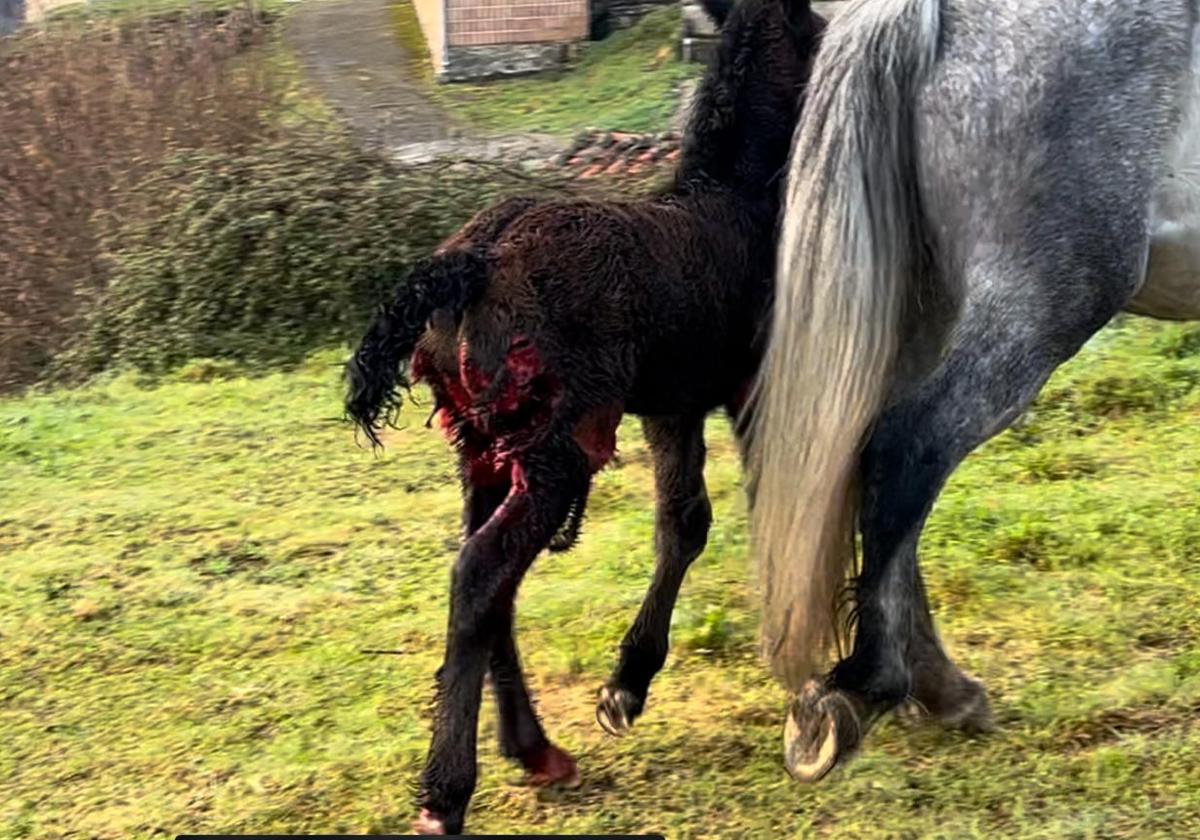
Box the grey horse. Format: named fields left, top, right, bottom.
left=749, top=0, right=1200, bottom=781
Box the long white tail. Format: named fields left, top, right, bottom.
left=748, top=0, right=942, bottom=691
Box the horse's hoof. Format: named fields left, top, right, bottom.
left=902, top=675, right=996, bottom=735
left=412, top=809, right=446, bottom=835
left=596, top=685, right=641, bottom=736
left=523, top=743, right=582, bottom=788
left=783, top=679, right=866, bottom=783
left=936, top=677, right=996, bottom=734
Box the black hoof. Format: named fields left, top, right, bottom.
left=596, top=684, right=643, bottom=736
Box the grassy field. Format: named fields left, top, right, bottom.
left=393, top=3, right=699, bottom=136
left=5, top=317, right=1200, bottom=838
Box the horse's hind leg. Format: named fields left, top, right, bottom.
left=902, top=567, right=993, bottom=733
left=597, top=414, right=711, bottom=735
left=460, top=479, right=580, bottom=787
left=416, top=437, right=590, bottom=835
left=785, top=240, right=1145, bottom=782
left=724, top=393, right=988, bottom=737
left=726, top=385, right=990, bottom=734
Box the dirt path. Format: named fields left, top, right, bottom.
left=285, top=0, right=452, bottom=146
left=285, top=0, right=563, bottom=163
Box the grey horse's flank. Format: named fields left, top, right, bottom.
left=752, top=0, right=1200, bottom=781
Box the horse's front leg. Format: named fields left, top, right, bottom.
left=415, top=437, right=590, bottom=836
left=597, top=414, right=711, bottom=735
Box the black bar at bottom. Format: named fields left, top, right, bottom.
left=176, top=835, right=665, bottom=839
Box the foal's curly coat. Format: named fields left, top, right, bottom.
left=345, top=0, right=824, bottom=833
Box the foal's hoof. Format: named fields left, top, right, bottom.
left=596, top=685, right=642, bottom=736
left=412, top=809, right=446, bottom=835
left=783, top=680, right=868, bottom=783
left=524, top=743, right=582, bottom=789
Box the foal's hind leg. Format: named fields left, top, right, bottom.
left=416, top=437, right=590, bottom=835
left=785, top=241, right=1145, bottom=782
left=597, top=415, right=711, bottom=735
left=461, top=480, right=580, bottom=787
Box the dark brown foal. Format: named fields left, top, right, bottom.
left=346, top=0, right=829, bottom=832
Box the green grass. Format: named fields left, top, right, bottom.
left=6, top=317, right=1200, bottom=837
left=393, top=3, right=700, bottom=136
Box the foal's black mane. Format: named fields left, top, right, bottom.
left=675, top=0, right=820, bottom=198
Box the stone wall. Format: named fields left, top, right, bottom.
left=680, top=0, right=718, bottom=64
left=441, top=41, right=576, bottom=81
left=603, top=0, right=673, bottom=30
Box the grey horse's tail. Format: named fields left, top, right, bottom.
left=747, top=0, right=941, bottom=691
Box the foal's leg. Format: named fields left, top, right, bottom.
left=597, top=415, right=711, bottom=735
left=461, top=479, right=580, bottom=785
left=416, top=438, right=590, bottom=835
left=784, top=239, right=1144, bottom=781
left=489, top=622, right=580, bottom=785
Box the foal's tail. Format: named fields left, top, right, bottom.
left=344, top=251, right=489, bottom=446
left=748, top=0, right=941, bottom=691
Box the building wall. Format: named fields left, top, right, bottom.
left=411, top=0, right=446, bottom=73
left=445, top=0, right=586, bottom=48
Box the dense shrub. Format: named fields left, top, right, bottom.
left=2, top=1, right=639, bottom=390
left=61, top=136, right=574, bottom=377
left=0, top=3, right=283, bottom=391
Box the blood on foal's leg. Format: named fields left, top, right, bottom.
left=489, top=626, right=581, bottom=788
left=415, top=437, right=590, bottom=836
left=459, top=476, right=580, bottom=786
